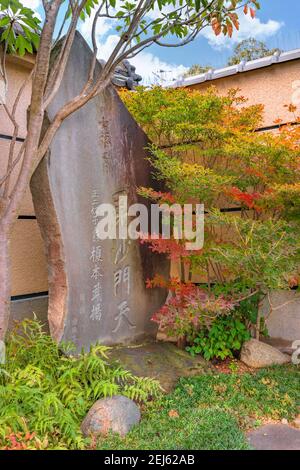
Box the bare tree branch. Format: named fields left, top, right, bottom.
left=1, top=69, right=34, bottom=195
left=44, top=0, right=87, bottom=107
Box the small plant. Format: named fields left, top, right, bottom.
left=148, top=277, right=235, bottom=342
left=1, top=431, right=42, bottom=450
left=186, top=315, right=251, bottom=361
left=0, top=319, right=162, bottom=450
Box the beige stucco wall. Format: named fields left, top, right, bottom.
left=0, top=54, right=48, bottom=297
left=188, top=59, right=300, bottom=127
left=10, top=220, right=48, bottom=296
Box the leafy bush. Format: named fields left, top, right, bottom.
left=234, top=291, right=260, bottom=326
left=186, top=315, right=251, bottom=360
left=0, top=319, right=162, bottom=450
left=148, top=278, right=235, bottom=341
left=122, top=86, right=300, bottom=343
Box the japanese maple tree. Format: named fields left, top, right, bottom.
left=122, top=86, right=300, bottom=341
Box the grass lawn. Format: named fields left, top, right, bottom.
left=97, top=364, right=300, bottom=450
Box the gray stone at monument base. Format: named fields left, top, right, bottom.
left=30, top=32, right=169, bottom=352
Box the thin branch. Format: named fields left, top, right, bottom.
left=1, top=0, right=63, bottom=227
left=0, top=143, right=25, bottom=189
left=1, top=69, right=34, bottom=195
left=234, top=289, right=260, bottom=304
left=52, top=6, right=70, bottom=48
left=36, top=73, right=113, bottom=162
left=44, top=0, right=87, bottom=108
left=267, top=290, right=300, bottom=312
left=81, top=0, right=106, bottom=95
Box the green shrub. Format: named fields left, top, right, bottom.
left=186, top=315, right=251, bottom=360
left=0, top=319, right=162, bottom=449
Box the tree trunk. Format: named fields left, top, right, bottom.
left=177, top=336, right=187, bottom=350
left=255, top=310, right=261, bottom=340
left=0, top=228, right=11, bottom=341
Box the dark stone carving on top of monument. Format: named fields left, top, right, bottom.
left=99, top=58, right=142, bottom=90
left=30, top=32, right=169, bottom=352
left=112, top=60, right=143, bottom=90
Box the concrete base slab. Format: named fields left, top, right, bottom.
left=247, top=424, right=300, bottom=450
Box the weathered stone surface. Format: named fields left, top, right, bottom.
left=109, top=341, right=211, bottom=392
left=81, top=395, right=140, bottom=437
left=240, top=339, right=290, bottom=368
left=260, top=290, right=300, bottom=342
left=30, top=32, right=169, bottom=352
left=247, top=424, right=300, bottom=450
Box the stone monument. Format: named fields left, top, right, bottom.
left=31, top=32, right=169, bottom=352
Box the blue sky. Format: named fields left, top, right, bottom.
left=154, top=1, right=300, bottom=69
left=25, top=0, right=300, bottom=84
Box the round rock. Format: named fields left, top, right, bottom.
left=81, top=395, right=141, bottom=437
left=240, top=339, right=290, bottom=368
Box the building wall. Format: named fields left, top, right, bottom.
left=0, top=55, right=48, bottom=304
left=187, top=59, right=300, bottom=128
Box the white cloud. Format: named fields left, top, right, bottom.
left=77, top=3, right=188, bottom=84
left=97, top=34, right=187, bottom=84
left=145, top=2, right=177, bottom=20
left=80, top=14, right=113, bottom=41
left=130, top=51, right=188, bottom=85
left=97, top=34, right=119, bottom=61
left=201, top=12, right=283, bottom=50
left=20, top=0, right=42, bottom=22
left=22, top=0, right=41, bottom=10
